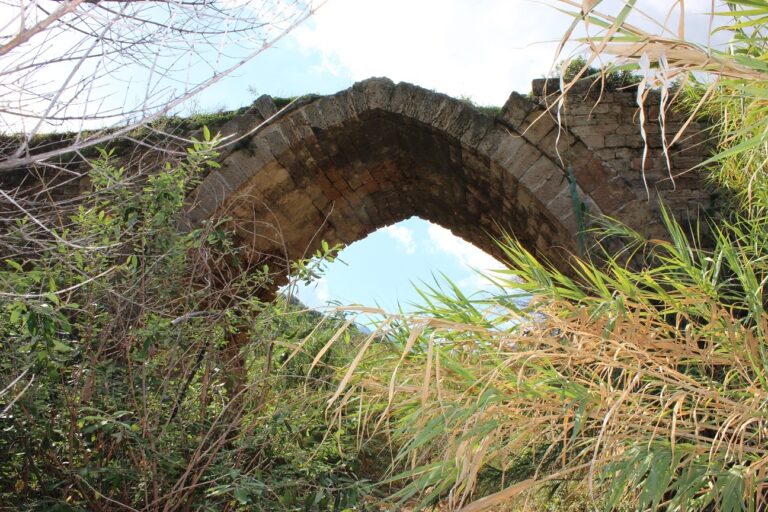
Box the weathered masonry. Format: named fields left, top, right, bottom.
left=185, top=77, right=713, bottom=273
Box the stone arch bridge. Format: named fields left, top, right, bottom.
left=185, top=77, right=712, bottom=275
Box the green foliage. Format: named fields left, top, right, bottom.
left=560, top=56, right=640, bottom=90
left=10, top=4, right=768, bottom=511
left=274, top=97, right=299, bottom=110
left=0, top=130, right=374, bottom=510
left=291, top=240, right=345, bottom=286
left=457, top=95, right=502, bottom=117
left=318, top=198, right=768, bottom=511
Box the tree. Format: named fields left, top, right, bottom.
left=0, top=0, right=321, bottom=171
left=0, top=0, right=323, bottom=311
left=0, top=131, right=370, bottom=509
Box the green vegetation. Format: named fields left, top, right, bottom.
left=458, top=95, right=502, bottom=117
left=274, top=97, right=300, bottom=110
left=560, top=56, right=641, bottom=91
left=0, top=95, right=301, bottom=162
left=0, top=130, right=377, bottom=510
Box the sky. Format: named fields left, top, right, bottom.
left=192, top=0, right=722, bottom=109
left=3, top=0, right=724, bottom=313
left=283, top=217, right=510, bottom=313
left=190, top=1, right=569, bottom=110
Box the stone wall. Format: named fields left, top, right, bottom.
left=528, top=78, right=713, bottom=229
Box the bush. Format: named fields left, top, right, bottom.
left=0, top=131, right=375, bottom=511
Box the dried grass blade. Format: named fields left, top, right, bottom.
left=327, top=324, right=384, bottom=407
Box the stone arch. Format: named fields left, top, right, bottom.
left=185, top=78, right=693, bottom=278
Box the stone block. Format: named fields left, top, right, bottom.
left=301, top=102, right=326, bottom=131
left=304, top=180, right=331, bottom=212
left=569, top=147, right=614, bottom=194
left=531, top=78, right=562, bottom=97
left=486, top=130, right=526, bottom=165
left=352, top=77, right=395, bottom=111
left=186, top=183, right=218, bottom=224
left=277, top=189, right=317, bottom=219
left=461, top=148, right=487, bottom=176
left=557, top=208, right=579, bottom=237
left=581, top=194, right=603, bottom=218
left=431, top=99, right=466, bottom=134
left=460, top=115, right=493, bottom=148
left=519, top=155, right=562, bottom=195
left=533, top=167, right=570, bottom=208
left=590, top=102, right=622, bottom=114
left=536, top=127, right=576, bottom=164
left=218, top=151, right=257, bottom=194
left=279, top=114, right=315, bottom=146
left=253, top=95, right=277, bottom=119
left=568, top=113, right=606, bottom=127
left=499, top=92, right=534, bottom=128
left=318, top=95, right=351, bottom=129
left=578, top=133, right=605, bottom=149
left=254, top=162, right=294, bottom=201
left=347, top=168, right=374, bottom=190
left=604, top=134, right=627, bottom=148
left=343, top=89, right=369, bottom=118
left=389, top=82, right=421, bottom=117
left=413, top=92, right=450, bottom=126
left=501, top=142, right=543, bottom=182
left=475, top=126, right=509, bottom=159
left=442, top=106, right=481, bottom=144
left=615, top=124, right=640, bottom=136
left=261, top=125, right=292, bottom=159
left=519, top=110, right=557, bottom=145
left=591, top=176, right=640, bottom=216
left=315, top=174, right=341, bottom=201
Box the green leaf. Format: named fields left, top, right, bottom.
left=233, top=487, right=250, bottom=505
left=639, top=446, right=673, bottom=510
left=52, top=340, right=72, bottom=353
left=5, top=259, right=23, bottom=271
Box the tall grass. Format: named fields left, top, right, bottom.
left=300, top=2, right=768, bottom=510
left=316, top=207, right=767, bottom=511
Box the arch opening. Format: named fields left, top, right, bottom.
left=285, top=216, right=506, bottom=312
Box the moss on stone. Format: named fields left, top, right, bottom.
left=273, top=97, right=297, bottom=109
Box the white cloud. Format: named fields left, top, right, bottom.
left=294, top=0, right=725, bottom=105
left=426, top=224, right=503, bottom=273
left=294, top=0, right=570, bottom=105
left=383, top=224, right=417, bottom=254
